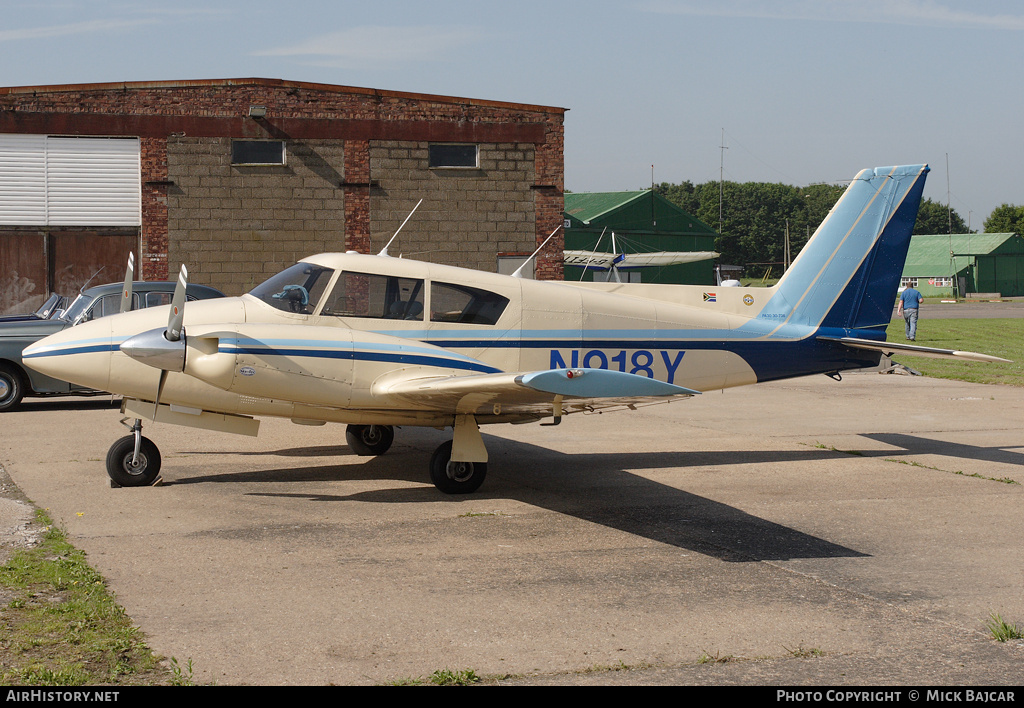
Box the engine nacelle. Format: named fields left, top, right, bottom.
left=182, top=323, right=357, bottom=407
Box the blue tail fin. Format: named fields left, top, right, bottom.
left=763, top=165, right=929, bottom=335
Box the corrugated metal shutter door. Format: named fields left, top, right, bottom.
left=46, top=137, right=141, bottom=225
left=0, top=134, right=47, bottom=225
left=0, top=135, right=141, bottom=226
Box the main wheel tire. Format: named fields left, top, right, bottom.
left=346, top=424, right=395, bottom=456
left=106, top=435, right=162, bottom=487
left=429, top=440, right=487, bottom=494
left=0, top=364, right=26, bottom=413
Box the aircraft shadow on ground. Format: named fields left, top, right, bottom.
left=859, top=432, right=1024, bottom=468
left=171, top=432, right=869, bottom=564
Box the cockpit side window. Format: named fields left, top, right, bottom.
left=320, top=271, right=425, bottom=320
left=430, top=282, right=509, bottom=325
left=250, top=263, right=335, bottom=314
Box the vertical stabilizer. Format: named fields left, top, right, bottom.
left=762, top=165, right=929, bottom=335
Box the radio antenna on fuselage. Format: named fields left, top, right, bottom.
left=378, top=199, right=423, bottom=257
left=512, top=224, right=563, bottom=279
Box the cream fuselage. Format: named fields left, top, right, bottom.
left=25, top=252, right=779, bottom=429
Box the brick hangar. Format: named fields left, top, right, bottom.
left=0, top=78, right=566, bottom=314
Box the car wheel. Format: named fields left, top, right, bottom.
left=0, top=364, right=26, bottom=412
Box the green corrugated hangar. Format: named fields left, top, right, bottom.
left=902, top=233, right=1024, bottom=298
left=562, top=190, right=719, bottom=285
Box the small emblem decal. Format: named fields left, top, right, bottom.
left=743, top=294, right=754, bottom=306
left=703, top=292, right=716, bottom=302
left=239, top=366, right=256, bottom=377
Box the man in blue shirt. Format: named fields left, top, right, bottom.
left=898, top=285, right=924, bottom=340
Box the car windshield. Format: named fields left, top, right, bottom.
left=249, top=263, right=335, bottom=314
left=36, top=293, right=64, bottom=318
left=61, top=294, right=90, bottom=323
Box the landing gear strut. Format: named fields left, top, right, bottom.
left=106, top=418, right=162, bottom=487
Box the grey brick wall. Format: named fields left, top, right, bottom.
left=167, top=137, right=348, bottom=294
left=368, top=141, right=537, bottom=273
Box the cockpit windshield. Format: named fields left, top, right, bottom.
left=249, top=263, right=335, bottom=314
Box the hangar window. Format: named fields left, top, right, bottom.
left=430, top=282, right=509, bottom=325
left=231, top=140, right=286, bottom=165
left=428, top=144, right=478, bottom=169
left=321, top=271, right=425, bottom=320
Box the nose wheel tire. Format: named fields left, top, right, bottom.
left=106, top=435, right=162, bottom=487
left=429, top=440, right=487, bottom=494
left=346, top=424, right=395, bottom=456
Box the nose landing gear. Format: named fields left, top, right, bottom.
left=106, top=418, right=162, bottom=487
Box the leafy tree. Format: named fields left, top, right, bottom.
left=913, top=198, right=971, bottom=234
left=655, top=178, right=971, bottom=274
left=983, top=204, right=1024, bottom=235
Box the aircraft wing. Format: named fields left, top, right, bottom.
left=818, top=336, right=1011, bottom=363
left=375, top=367, right=700, bottom=419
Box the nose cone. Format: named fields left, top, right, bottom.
left=22, top=318, right=114, bottom=391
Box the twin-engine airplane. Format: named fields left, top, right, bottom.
left=23, top=164, right=1006, bottom=493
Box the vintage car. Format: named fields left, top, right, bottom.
left=0, top=293, right=68, bottom=323
left=0, top=280, right=224, bottom=411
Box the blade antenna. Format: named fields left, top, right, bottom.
left=512, top=224, right=563, bottom=279
left=579, top=227, right=607, bottom=281
left=379, top=199, right=423, bottom=256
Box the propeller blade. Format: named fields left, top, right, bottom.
left=167, top=265, right=187, bottom=341
left=154, top=369, right=168, bottom=420
left=120, top=253, right=135, bottom=313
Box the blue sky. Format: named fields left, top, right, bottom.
left=3, top=0, right=1022, bottom=230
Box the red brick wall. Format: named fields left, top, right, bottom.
left=343, top=140, right=371, bottom=255
left=140, top=137, right=169, bottom=280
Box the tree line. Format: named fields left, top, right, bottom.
left=654, top=179, right=1024, bottom=276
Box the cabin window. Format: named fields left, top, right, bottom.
left=231, top=140, right=286, bottom=165
left=250, top=263, right=334, bottom=314
left=321, top=271, right=425, bottom=320
left=900, top=277, right=918, bottom=289
left=428, top=144, right=478, bottom=169
left=430, top=282, right=509, bottom=325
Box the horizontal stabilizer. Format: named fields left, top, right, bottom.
left=817, top=336, right=1011, bottom=363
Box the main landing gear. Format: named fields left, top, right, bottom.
left=345, top=424, right=395, bottom=456
left=345, top=415, right=488, bottom=494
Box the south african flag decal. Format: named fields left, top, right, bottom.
left=703, top=292, right=716, bottom=302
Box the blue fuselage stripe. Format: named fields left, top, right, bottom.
left=225, top=346, right=503, bottom=374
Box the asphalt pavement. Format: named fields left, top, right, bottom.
left=1, top=369, right=1022, bottom=686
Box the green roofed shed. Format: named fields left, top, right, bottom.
left=563, top=190, right=719, bottom=284
left=902, top=233, right=1024, bottom=297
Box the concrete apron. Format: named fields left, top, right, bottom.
left=1, top=372, right=1022, bottom=685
